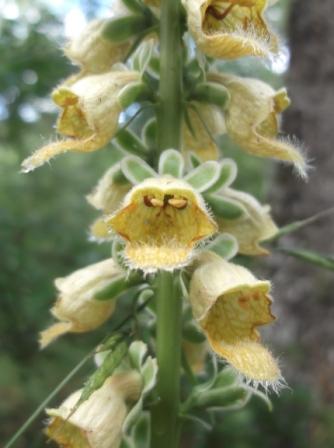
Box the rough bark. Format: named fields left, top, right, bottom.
left=268, top=0, right=334, bottom=401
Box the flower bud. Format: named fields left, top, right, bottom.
left=209, top=73, right=307, bottom=177
left=40, top=259, right=125, bottom=348
left=216, top=188, right=278, bottom=255
left=64, top=3, right=134, bottom=74
left=106, top=177, right=217, bottom=272
left=46, top=371, right=142, bottom=448
left=21, top=70, right=140, bottom=173
left=182, top=0, right=278, bottom=60
left=189, top=252, right=283, bottom=389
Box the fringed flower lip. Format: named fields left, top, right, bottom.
left=208, top=72, right=308, bottom=178
left=182, top=0, right=278, bottom=60
left=21, top=70, right=140, bottom=173
left=189, top=252, right=284, bottom=391
left=106, top=177, right=218, bottom=273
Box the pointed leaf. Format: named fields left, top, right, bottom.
left=277, top=247, right=334, bottom=271
left=121, top=156, right=156, bottom=184
left=77, top=340, right=128, bottom=407
left=204, top=194, right=245, bottom=219
left=205, top=159, right=237, bottom=193
left=266, top=207, right=334, bottom=242
left=158, top=149, right=184, bottom=178
left=116, top=128, right=149, bottom=157
left=207, top=233, right=239, bottom=260
left=184, top=161, right=221, bottom=193
left=183, top=322, right=207, bottom=344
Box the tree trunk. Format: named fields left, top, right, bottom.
left=269, top=0, right=334, bottom=401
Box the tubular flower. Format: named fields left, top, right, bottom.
left=64, top=17, right=132, bottom=75
left=87, top=164, right=132, bottom=241
left=182, top=103, right=225, bottom=162
left=182, top=0, right=278, bottom=60
left=40, top=259, right=124, bottom=348
left=189, top=253, right=282, bottom=389
left=46, top=371, right=142, bottom=448
left=209, top=73, right=307, bottom=176
left=217, top=188, right=278, bottom=255
left=106, top=177, right=217, bottom=272
left=21, top=70, right=140, bottom=173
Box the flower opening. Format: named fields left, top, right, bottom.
left=106, top=177, right=217, bottom=272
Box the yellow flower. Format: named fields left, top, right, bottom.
left=209, top=73, right=307, bottom=177
left=39, top=259, right=123, bottom=348
left=217, top=188, right=278, bottom=255
left=64, top=17, right=132, bottom=75
left=182, top=0, right=278, bottom=60
left=106, top=177, right=217, bottom=272
left=21, top=70, right=139, bottom=173
left=46, top=371, right=142, bottom=448
left=182, top=103, right=225, bottom=162
left=87, top=164, right=132, bottom=241
left=189, top=252, right=283, bottom=389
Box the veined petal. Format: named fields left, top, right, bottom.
left=189, top=253, right=282, bottom=388
left=183, top=0, right=278, bottom=60
left=21, top=70, right=140, bottom=172
left=217, top=188, right=278, bottom=255
left=209, top=73, right=307, bottom=177
left=106, top=177, right=217, bottom=272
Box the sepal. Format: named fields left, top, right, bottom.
left=117, top=81, right=153, bottom=109
left=158, top=149, right=184, bottom=178
left=184, top=161, right=221, bottom=192
left=103, top=15, right=153, bottom=43
left=121, top=155, right=157, bottom=184
left=190, top=82, right=230, bottom=109
left=204, top=194, right=245, bottom=219
left=115, top=128, right=149, bottom=157
left=204, top=159, right=237, bottom=193
left=207, top=233, right=239, bottom=260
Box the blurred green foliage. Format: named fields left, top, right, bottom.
left=1, top=1, right=334, bottom=447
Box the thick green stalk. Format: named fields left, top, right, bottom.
left=151, top=272, right=182, bottom=447
left=150, top=0, right=183, bottom=446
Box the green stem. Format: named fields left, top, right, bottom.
left=150, top=0, right=183, bottom=445
left=151, top=272, right=183, bottom=447
left=157, top=0, right=183, bottom=152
